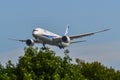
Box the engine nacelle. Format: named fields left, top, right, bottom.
left=58, top=36, right=71, bottom=48
left=62, top=36, right=70, bottom=43
left=26, top=39, right=34, bottom=46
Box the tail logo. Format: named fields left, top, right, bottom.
left=64, top=25, right=69, bottom=36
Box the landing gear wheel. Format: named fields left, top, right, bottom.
left=42, top=43, right=46, bottom=50
left=42, top=47, right=47, bottom=50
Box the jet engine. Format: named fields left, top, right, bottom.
left=62, top=36, right=70, bottom=43
left=26, top=39, right=34, bottom=46
left=58, top=36, right=71, bottom=48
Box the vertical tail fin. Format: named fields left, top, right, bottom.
left=64, top=25, right=69, bottom=36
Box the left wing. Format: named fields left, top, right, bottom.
left=69, top=28, right=111, bottom=40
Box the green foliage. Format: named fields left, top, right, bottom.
left=0, top=47, right=120, bottom=80
left=75, top=58, right=120, bottom=80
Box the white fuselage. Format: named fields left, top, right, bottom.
left=32, top=28, right=63, bottom=46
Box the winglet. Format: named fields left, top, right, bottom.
left=64, top=25, right=70, bottom=36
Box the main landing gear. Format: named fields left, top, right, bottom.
left=42, top=43, right=47, bottom=50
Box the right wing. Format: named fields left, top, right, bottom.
left=8, top=38, right=38, bottom=43
left=8, top=38, right=27, bottom=42
left=69, top=28, right=111, bottom=40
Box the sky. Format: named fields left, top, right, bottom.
left=0, top=0, right=120, bottom=70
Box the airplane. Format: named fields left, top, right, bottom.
left=10, top=25, right=111, bottom=50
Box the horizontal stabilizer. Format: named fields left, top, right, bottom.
left=70, top=40, right=86, bottom=44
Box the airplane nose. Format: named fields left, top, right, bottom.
left=32, top=29, right=40, bottom=38
left=32, top=30, right=37, bottom=37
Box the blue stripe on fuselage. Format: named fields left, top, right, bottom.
left=42, top=34, right=57, bottom=39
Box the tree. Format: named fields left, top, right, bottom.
left=0, top=47, right=120, bottom=80
left=75, top=58, right=120, bottom=80
left=0, top=47, right=84, bottom=80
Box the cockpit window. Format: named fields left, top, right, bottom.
left=33, top=29, right=38, bottom=32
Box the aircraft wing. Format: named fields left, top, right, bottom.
left=69, top=28, right=111, bottom=40
left=8, top=38, right=38, bottom=43
left=8, top=38, right=27, bottom=42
